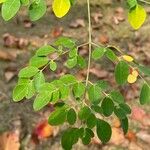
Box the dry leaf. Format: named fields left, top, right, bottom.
left=110, top=127, right=125, bottom=145
left=0, top=50, right=17, bottom=61
left=0, top=132, right=20, bottom=150
left=69, top=19, right=85, bottom=28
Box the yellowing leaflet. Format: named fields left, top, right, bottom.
left=128, top=4, right=147, bottom=30
left=122, top=55, right=134, bottom=62
left=52, top=0, right=71, bottom=18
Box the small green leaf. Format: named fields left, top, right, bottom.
left=119, top=103, right=131, bottom=114
left=86, top=113, right=97, bottom=129
left=66, top=57, right=77, bottom=68
left=33, top=71, right=45, bottom=91
left=77, top=55, right=86, bottom=68
left=78, top=106, right=91, bottom=120
left=105, top=48, right=118, bottom=62
left=61, top=128, right=79, bottom=150
left=92, top=47, right=105, bottom=60
left=2, top=0, right=21, bottom=21
left=96, top=119, right=112, bottom=143
left=115, top=61, right=129, bottom=85
left=50, top=61, right=57, bottom=71
left=110, top=90, right=124, bottom=104
left=127, top=0, right=137, bottom=9
left=36, top=45, right=56, bottom=56
left=91, top=105, right=103, bottom=114
left=29, top=56, right=49, bottom=68
left=101, top=97, right=114, bottom=117
left=128, top=4, right=147, bottom=30
left=88, top=84, right=102, bottom=104
left=60, top=74, right=77, bottom=86
left=18, top=66, right=39, bottom=78
left=120, top=117, right=129, bottom=135
left=33, top=93, right=52, bottom=111
left=114, top=107, right=126, bottom=119
left=96, top=80, right=110, bottom=91
left=140, top=83, right=150, bottom=105
left=67, top=108, right=77, bottom=125
left=54, top=37, right=76, bottom=49
left=48, top=107, right=67, bottom=125
left=26, top=81, right=36, bottom=99
left=29, top=0, right=46, bottom=21
left=72, top=82, right=85, bottom=99
left=51, top=90, right=60, bottom=103
left=69, top=48, right=78, bottom=58
left=13, top=84, right=28, bottom=102
left=18, top=78, right=30, bottom=85
left=82, top=128, right=92, bottom=145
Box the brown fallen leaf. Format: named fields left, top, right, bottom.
left=136, top=131, right=150, bottom=144
left=4, top=71, right=16, bottom=82
left=69, top=19, right=85, bottom=28
left=0, top=132, right=20, bottom=150
left=23, top=19, right=35, bottom=28
left=99, top=34, right=109, bottom=44
left=91, top=12, right=103, bottom=23
left=3, top=33, right=29, bottom=49
left=0, top=50, right=17, bottom=61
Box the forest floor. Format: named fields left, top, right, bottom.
left=0, top=0, right=150, bottom=149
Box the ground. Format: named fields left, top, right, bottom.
left=0, top=0, right=150, bottom=150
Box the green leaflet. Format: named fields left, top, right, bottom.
left=67, top=108, right=77, bottom=125
left=101, top=97, right=114, bottom=117
left=78, top=106, right=91, bottom=120
left=29, top=56, right=49, bottom=68
left=61, top=128, right=79, bottom=150
left=18, top=66, right=39, bottom=78
left=33, top=71, right=45, bottom=92
left=72, top=82, right=85, bottom=99
left=140, top=83, right=150, bottom=105
left=54, top=37, right=76, bottom=49
left=92, top=47, right=105, bottom=60
left=96, top=119, right=112, bottom=143
left=2, top=0, right=21, bottom=21
left=36, top=45, right=56, bottom=56
left=88, top=84, right=102, bottom=104
left=48, top=107, right=68, bottom=125
left=13, top=84, right=28, bottom=102
left=115, top=61, right=129, bottom=85
left=29, top=0, right=47, bottom=21
left=50, top=61, right=57, bottom=71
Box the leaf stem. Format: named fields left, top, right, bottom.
left=139, top=0, right=150, bottom=5
left=85, top=0, right=92, bottom=87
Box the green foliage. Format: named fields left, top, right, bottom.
left=7, top=0, right=150, bottom=149
left=96, top=119, right=112, bottom=143
left=115, top=61, right=129, bottom=85
left=140, top=83, right=150, bottom=104
left=29, top=0, right=47, bottom=21
left=2, top=0, right=21, bottom=21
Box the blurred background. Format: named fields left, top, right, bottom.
left=0, top=0, right=150, bottom=149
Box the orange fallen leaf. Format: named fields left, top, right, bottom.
left=33, top=120, right=54, bottom=139
left=125, top=130, right=137, bottom=142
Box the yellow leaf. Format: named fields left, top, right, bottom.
left=52, top=0, right=71, bottom=18
left=122, top=55, right=134, bottom=62
left=128, top=4, right=147, bottom=30
left=0, top=0, right=6, bottom=3
left=127, top=74, right=137, bottom=84
left=132, top=70, right=138, bottom=77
